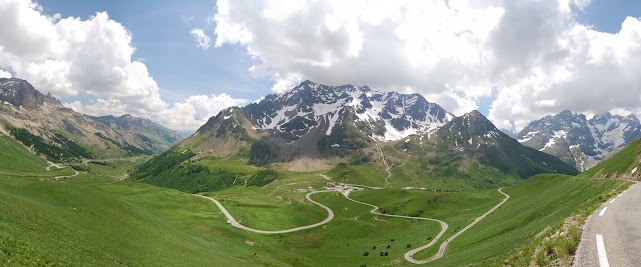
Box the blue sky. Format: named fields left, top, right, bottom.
left=40, top=0, right=270, bottom=104
left=4, top=0, right=641, bottom=131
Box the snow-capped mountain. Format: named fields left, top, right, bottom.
left=244, top=80, right=453, bottom=142
left=184, top=80, right=454, bottom=163
left=516, top=110, right=641, bottom=171
left=180, top=80, right=579, bottom=179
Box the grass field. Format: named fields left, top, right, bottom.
left=0, top=135, right=48, bottom=174
left=0, top=174, right=283, bottom=266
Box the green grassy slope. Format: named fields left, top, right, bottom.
left=130, top=149, right=238, bottom=193
left=0, top=135, right=48, bottom=174
left=0, top=175, right=276, bottom=266
left=414, top=174, right=627, bottom=266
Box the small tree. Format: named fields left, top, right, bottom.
left=407, top=244, right=412, bottom=248
left=373, top=245, right=377, bottom=250
left=363, top=251, right=369, bottom=256
left=380, top=251, right=385, bottom=256
left=386, top=245, right=390, bottom=249
left=384, top=252, right=389, bottom=256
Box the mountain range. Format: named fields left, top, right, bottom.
left=0, top=76, right=641, bottom=187
left=135, top=81, right=578, bottom=193
left=516, top=110, right=641, bottom=171
left=0, top=78, right=182, bottom=162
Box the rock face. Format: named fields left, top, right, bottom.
left=244, top=80, right=454, bottom=142
left=516, top=110, right=641, bottom=171
left=0, top=78, right=61, bottom=110
left=0, top=78, right=181, bottom=162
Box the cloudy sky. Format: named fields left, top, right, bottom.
left=1, top=0, right=641, bottom=132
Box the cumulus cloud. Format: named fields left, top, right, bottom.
left=211, top=0, right=641, bottom=130
left=66, top=94, right=248, bottom=131
left=157, top=94, right=248, bottom=130
left=190, top=28, right=211, bottom=50
left=0, top=0, right=245, bottom=131
left=0, top=69, right=11, bottom=78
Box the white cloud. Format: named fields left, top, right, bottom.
left=157, top=94, right=248, bottom=130
left=0, top=0, right=246, bottom=131
left=211, top=0, right=505, bottom=114
left=66, top=94, right=248, bottom=131
left=0, top=69, right=11, bottom=78
left=190, top=28, right=211, bottom=50
left=211, top=0, right=641, bottom=129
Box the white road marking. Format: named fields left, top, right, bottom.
left=599, top=207, right=608, bottom=216
left=610, top=199, right=616, bottom=204
left=596, top=234, right=610, bottom=267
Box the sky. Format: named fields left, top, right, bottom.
left=1, top=0, right=641, bottom=133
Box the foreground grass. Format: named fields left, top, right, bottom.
left=0, top=175, right=271, bottom=266
left=0, top=135, right=48, bottom=175
left=492, top=180, right=631, bottom=266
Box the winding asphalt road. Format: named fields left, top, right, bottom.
left=196, top=148, right=510, bottom=263
left=54, top=168, right=79, bottom=180
left=574, top=182, right=640, bottom=267
left=404, top=188, right=510, bottom=263
left=194, top=190, right=335, bottom=234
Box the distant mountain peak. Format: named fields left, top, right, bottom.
left=244, top=81, right=453, bottom=142
left=517, top=110, right=641, bottom=171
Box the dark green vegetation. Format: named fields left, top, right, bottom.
left=130, top=149, right=237, bottom=193
left=94, top=132, right=152, bottom=156
left=248, top=140, right=280, bottom=166
left=245, top=170, right=277, bottom=187
left=6, top=124, right=93, bottom=162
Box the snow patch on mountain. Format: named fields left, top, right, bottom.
left=244, top=81, right=453, bottom=141
left=517, top=110, right=641, bottom=171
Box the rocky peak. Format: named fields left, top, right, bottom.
left=243, top=80, right=453, bottom=142
left=0, top=78, right=62, bottom=110
left=517, top=110, right=641, bottom=171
